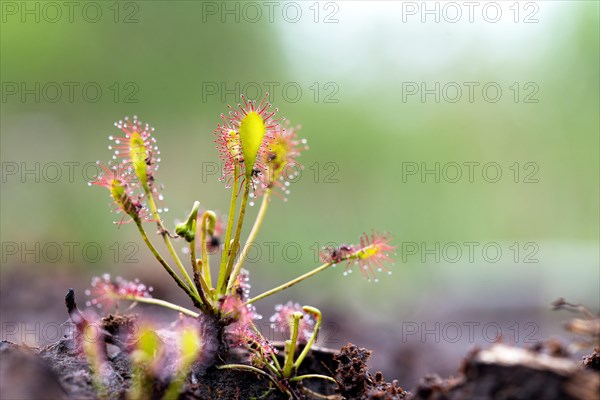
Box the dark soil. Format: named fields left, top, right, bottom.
left=2, top=335, right=599, bottom=400
left=0, top=341, right=67, bottom=400
left=0, top=337, right=341, bottom=400
left=1, top=292, right=598, bottom=399
left=334, top=344, right=409, bottom=399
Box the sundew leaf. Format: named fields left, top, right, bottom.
left=238, top=111, right=266, bottom=178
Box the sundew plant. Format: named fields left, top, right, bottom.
left=80, top=94, right=396, bottom=398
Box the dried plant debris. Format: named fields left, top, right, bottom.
left=582, top=346, right=600, bottom=372
left=411, top=374, right=463, bottom=400
left=334, top=343, right=410, bottom=400
left=528, top=338, right=570, bottom=358
left=552, top=298, right=600, bottom=350
left=411, top=344, right=600, bottom=400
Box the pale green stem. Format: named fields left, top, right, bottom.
left=248, top=322, right=282, bottom=372
left=135, top=220, right=201, bottom=305
left=289, top=374, right=338, bottom=384
left=228, top=188, right=271, bottom=291
left=262, top=354, right=282, bottom=377
left=245, top=263, right=333, bottom=305
left=283, top=312, right=302, bottom=378
left=300, top=387, right=340, bottom=400
left=194, top=259, right=213, bottom=305
left=192, top=258, right=213, bottom=313
left=200, top=212, right=212, bottom=288
left=217, top=364, right=282, bottom=390
left=188, top=216, right=203, bottom=297
left=216, top=165, right=240, bottom=295
left=145, top=189, right=197, bottom=296
left=270, top=347, right=282, bottom=372
left=189, top=239, right=205, bottom=296
left=294, top=307, right=322, bottom=370
left=124, top=295, right=199, bottom=318
left=189, top=241, right=197, bottom=276
left=221, top=180, right=251, bottom=294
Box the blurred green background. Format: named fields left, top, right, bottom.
left=1, top=0, right=598, bottom=385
